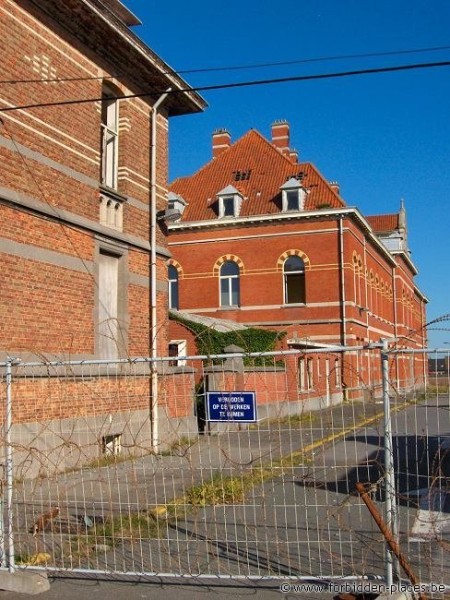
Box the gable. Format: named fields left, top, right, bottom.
left=170, top=129, right=345, bottom=222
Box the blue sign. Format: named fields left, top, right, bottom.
left=206, top=391, right=257, bottom=423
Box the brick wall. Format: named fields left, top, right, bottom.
left=0, top=1, right=171, bottom=359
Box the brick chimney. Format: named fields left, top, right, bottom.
left=271, top=120, right=290, bottom=156
left=212, top=128, right=231, bottom=158
left=329, top=181, right=340, bottom=195
left=289, top=148, right=299, bottom=163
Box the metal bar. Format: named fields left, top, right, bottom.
left=0, top=343, right=384, bottom=369
left=356, top=482, right=426, bottom=600
left=5, top=359, right=15, bottom=573
left=381, top=339, right=399, bottom=586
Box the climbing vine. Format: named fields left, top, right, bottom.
left=169, top=312, right=285, bottom=362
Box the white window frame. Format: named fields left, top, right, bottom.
left=298, top=358, right=306, bottom=391
left=307, top=358, right=314, bottom=390
left=169, top=340, right=187, bottom=366
left=216, top=185, right=243, bottom=219
left=280, top=178, right=306, bottom=212
left=101, top=88, right=119, bottom=190
left=219, top=261, right=240, bottom=307
left=102, top=433, right=122, bottom=456
left=335, top=358, right=341, bottom=388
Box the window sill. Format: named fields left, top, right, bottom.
left=218, top=306, right=240, bottom=311
left=99, top=185, right=128, bottom=203
left=283, top=303, right=306, bottom=307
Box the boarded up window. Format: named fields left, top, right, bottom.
left=98, top=251, right=119, bottom=358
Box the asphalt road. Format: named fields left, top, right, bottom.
left=5, top=395, right=450, bottom=597
left=0, top=574, right=334, bottom=600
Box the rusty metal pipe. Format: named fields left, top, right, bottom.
left=356, top=482, right=427, bottom=600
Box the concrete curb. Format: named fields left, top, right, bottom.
left=0, top=569, right=50, bottom=595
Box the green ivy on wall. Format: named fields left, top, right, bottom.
left=169, top=311, right=286, bottom=361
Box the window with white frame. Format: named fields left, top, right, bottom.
left=280, top=178, right=306, bottom=212
left=335, top=358, right=341, bottom=388
left=168, top=265, right=179, bottom=310
left=102, top=433, right=122, bottom=456
left=307, top=358, right=314, bottom=389
left=298, top=357, right=306, bottom=390
left=169, top=340, right=187, bottom=366
left=220, top=260, right=240, bottom=307
left=283, top=255, right=306, bottom=304
left=101, top=85, right=119, bottom=190
left=217, top=185, right=242, bottom=218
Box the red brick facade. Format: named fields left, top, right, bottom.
left=167, top=122, right=428, bottom=399
left=0, top=0, right=205, bottom=361
left=0, top=0, right=208, bottom=466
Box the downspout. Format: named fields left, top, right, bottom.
left=392, top=265, right=400, bottom=392
left=150, top=89, right=171, bottom=453
left=363, top=237, right=371, bottom=387
left=421, top=299, right=427, bottom=386
left=338, top=215, right=348, bottom=400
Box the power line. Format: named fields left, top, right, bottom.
left=1, top=59, right=450, bottom=114
left=177, top=44, right=450, bottom=74
left=1, top=43, right=450, bottom=85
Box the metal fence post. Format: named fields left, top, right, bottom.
left=4, top=358, right=16, bottom=572
left=381, top=339, right=399, bottom=587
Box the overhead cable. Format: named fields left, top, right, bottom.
left=1, top=59, right=450, bottom=113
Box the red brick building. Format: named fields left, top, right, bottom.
left=0, top=0, right=205, bottom=361
left=0, top=0, right=206, bottom=466
left=167, top=121, right=428, bottom=402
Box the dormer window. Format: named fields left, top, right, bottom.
left=217, top=185, right=243, bottom=218
left=280, top=178, right=306, bottom=212
left=166, top=192, right=187, bottom=222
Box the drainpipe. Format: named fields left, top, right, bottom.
left=363, top=238, right=371, bottom=386
left=421, top=299, right=427, bottom=386
left=150, top=89, right=171, bottom=453
left=338, top=216, right=348, bottom=400
left=392, top=266, right=400, bottom=392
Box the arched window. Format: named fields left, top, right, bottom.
left=168, top=265, right=179, bottom=310
left=284, top=256, right=305, bottom=304
left=220, top=261, right=240, bottom=307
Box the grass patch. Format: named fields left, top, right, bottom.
left=67, top=509, right=177, bottom=559
left=183, top=474, right=247, bottom=506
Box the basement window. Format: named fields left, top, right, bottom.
left=102, top=433, right=122, bottom=456
left=169, top=340, right=187, bottom=366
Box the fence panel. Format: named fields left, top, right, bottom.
left=0, top=347, right=447, bottom=594
left=387, top=349, right=450, bottom=594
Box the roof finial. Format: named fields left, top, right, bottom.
left=399, top=198, right=406, bottom=227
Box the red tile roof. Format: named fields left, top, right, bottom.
left=170, top=129, right=346, bottom=222
left=366, top=214, right=400, bottom=233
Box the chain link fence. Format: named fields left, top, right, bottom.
left=0, top=346, right=448, bottom=595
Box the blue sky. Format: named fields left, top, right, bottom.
left=124, top=0, right=450, bottom=347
